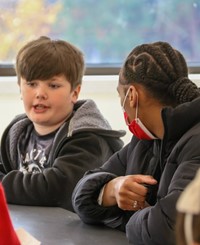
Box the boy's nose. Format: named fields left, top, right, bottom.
left=36, top=87, right=48, bottom=99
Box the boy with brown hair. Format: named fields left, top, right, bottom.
left=0, top=36, right=125, bottom=211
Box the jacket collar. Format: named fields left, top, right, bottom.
left=162, top=96, right=200, bottom=141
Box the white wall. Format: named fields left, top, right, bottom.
left=1, top=74, right=200, bottom=145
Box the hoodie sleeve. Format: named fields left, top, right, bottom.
left=1, top=131, right=118, bottom=211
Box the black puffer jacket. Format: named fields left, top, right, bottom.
left=72, top=97, right=200, bottom=244
left=0, top=99, right=125, bottom=211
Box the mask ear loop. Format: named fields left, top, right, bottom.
left=122, top=87, right=139, bottom=122
left=122, top=87, right=131, bottom=110
left=135, top=92, right=139, bottom=119
left=121, top=87, right=131, bottom=126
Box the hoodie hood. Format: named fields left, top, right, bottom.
left=67, top=99, right=126, bottom=138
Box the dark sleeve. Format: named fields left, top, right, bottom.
left=72, top=144, right=134, bottom=231
left=2, top=132, right=115, bottom=211
left=126, top=159, right=200, bottom=245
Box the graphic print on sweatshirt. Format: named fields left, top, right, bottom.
left=19, top=129, right=56, bottom=174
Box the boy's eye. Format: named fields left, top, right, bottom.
left=49, top=84, right=60, bottom=89
left=26, top=81, right=36, bottom=87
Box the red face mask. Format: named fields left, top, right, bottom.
left=122, top=88, right=157, bottom=140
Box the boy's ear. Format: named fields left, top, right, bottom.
left=71, top=85, right=81, bottom=103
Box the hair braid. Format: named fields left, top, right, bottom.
left=121, top=41, right=200, bottom=106
left=168, top=77, right=200, bottom=104
left=135, top=43, right=176, bottom=82
left=157, top=42, right=187, bottom=77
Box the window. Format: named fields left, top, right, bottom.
left=0, top=0, right=200, bottom=75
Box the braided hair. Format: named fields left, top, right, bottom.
left=120, top=41, right=200, bottom=106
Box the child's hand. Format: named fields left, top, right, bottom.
left=102, top=175, right=157, bottom=211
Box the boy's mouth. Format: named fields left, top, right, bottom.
left=33, top=104, right=49, bottom=112
left=33, top=104, right=48, bottom=109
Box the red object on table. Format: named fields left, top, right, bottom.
left=0, top=183, right=20, bottom=245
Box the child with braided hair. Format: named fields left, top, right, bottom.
left=72, top=41, right=200, bottom=245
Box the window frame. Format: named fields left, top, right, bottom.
left=0, top=63, right=200, bottom=76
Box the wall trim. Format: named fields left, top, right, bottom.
left=0, top=74, right=200, bottom=95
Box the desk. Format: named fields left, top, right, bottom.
left=9, top=205, right=128, bottom=245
